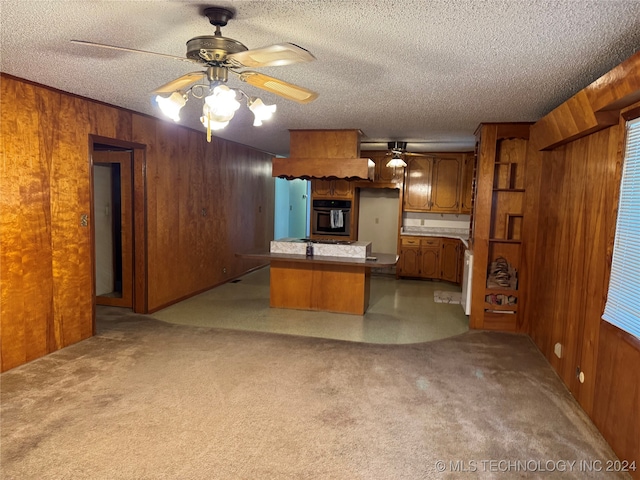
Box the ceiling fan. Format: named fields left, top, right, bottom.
left=71, top=6, right=318, bottom=138
left=384, top=142, right=433, bottom=167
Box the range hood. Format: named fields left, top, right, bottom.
left=272, top=129, right=374, bottom=180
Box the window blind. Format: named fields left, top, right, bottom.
left=603, top=116, right=640, bottom=339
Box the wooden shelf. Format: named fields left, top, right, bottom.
left=489, top=238, right=522, bottom=244
left=484, top=303, right=518, bottom=311
left=486, top=288, right=518, bottom=295
left=470, top=124, right=532, bottom=332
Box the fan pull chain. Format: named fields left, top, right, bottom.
left=207, top=112, right=212, bottom=143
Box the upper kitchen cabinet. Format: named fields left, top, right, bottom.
left=431, top=156, right=462, bottom=212
left=311, top=179, right=354, bottom=199
left=403, top=156, right=433, bottom=210
left=403, top=153, right=467, bottom=213
left=362, top=150, right=404, bottom=184
left=460, top=152, right=476, bottom=214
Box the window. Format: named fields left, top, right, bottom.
left=603, top=116, right=640, bottom=339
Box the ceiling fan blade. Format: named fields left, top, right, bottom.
left=405, top=152, right=435, bottom=157
left=152, top=72, right=207, bottom=94
left=70, top=40, right=196, bottom=64
left=227, top=43, right=316, bottom=68
left=237, top=71, right=318, bottom=104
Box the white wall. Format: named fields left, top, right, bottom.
left=274, top=178, right=290, bottom=240
left=274, top=177, right=309, bottom=240
left=403, top=211, right=470, bottom=229
left=94, top=165, right=113, bottom=296
left=357, top=188, right=399, bottom=254
left=288, top=179, right=309, bottom=239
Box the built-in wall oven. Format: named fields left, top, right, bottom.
left=312, top=199, right=351, bottom=236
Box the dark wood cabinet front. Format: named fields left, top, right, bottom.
left=403, top=157, right=433, bottom=211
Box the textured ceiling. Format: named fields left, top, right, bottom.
left=1, top=0, right=640, bottom=156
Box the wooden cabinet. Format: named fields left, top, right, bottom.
left=399, top=236, right=463, bottom=283
left=311, top=179, right=354, bottom=199
left=403, top=157, right=433, bottom=210
left=399, top=241, right=421, bottom=277
left=430, top=156, right=461, bottom=212
left=460, top=152, right=475, bottom=214
left=403, top=153, right=468, bottom=213
left=440, top=238, right=460, bottom=283
left=420, top=241, right=441, bottom=278
left=360, top=150, right=404, bottom=184
left=398, top=236, right=442, bottom=279
left=470, top=123, right=532, bottom=332
left=457, top=242, right=465, bottom=284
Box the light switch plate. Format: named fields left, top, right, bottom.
left=554, top=342, right=562, bottom=358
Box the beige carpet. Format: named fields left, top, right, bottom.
left=1, top=309, right=628, bottom=479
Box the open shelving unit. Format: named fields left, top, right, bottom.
left=469, top=123, right=532, bottom=332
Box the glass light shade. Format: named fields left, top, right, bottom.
left=156, top=92, right=186, bottom=122
left=200, top=115, right=230, bottom=131
left=386, top=155, right=407, bottom=168
left=248, top=98, right=277, bottom=126
left=200, top=85, right=240, bottom=131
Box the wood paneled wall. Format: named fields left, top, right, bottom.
left=522, top=53, right=640, bottom=473
left=1, top=74, right=273, bottom=371
left=131, top=117, right=274, bottom=310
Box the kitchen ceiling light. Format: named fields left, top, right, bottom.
left=386, top=152, right=407, bottom=168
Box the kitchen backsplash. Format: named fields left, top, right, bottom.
left=403, top=212, right=471, bottom=229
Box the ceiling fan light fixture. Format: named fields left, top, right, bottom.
left=248, top=97, right=277, bottom=126
left=200, top=115, right=231, bottom=131
left=201, top=85, right=241, bottom=126
left=156, top=91, right=187, bottom=122
left=386, top=153, right=407, bottom=168
left=388, top=141, right=408, bottom=152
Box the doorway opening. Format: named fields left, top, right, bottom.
left=90, top=136, right=147, bottom=318
left=92, top=144, right=133, bottom=307
left=274, top=178, right=310, bottom=239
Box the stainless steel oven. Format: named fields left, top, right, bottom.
left=312, top=199, right=351, bottom=236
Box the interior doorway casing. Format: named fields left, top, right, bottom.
left=93, top=150, right=133, bottom=307
left=89, top=136, right=147, bottom=330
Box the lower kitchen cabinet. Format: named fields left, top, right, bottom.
left=398, top=236, right=441, bottom=279
left=398, top=236, right=462, bottom=284
left=420, top=238, right=441, bottom=278
left=399, top=244, right=421, bottom=277
left=440, top=238, right=460, bottom=283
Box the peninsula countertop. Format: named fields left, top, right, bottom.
left=237, top=250, right=398, bottom=267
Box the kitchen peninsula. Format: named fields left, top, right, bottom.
left=239, top=238, right=398, bottom=315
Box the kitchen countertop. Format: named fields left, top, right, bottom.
left=270, top=237, right=372, bottom=259
left=400, top=226, right=470, bottom=248
left=237, top=251, right=398, bottom=267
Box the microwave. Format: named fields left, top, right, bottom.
left=312, top=199, right=351, bottom=236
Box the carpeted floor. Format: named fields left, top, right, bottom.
left=1, top=309, right=629, bottom=479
